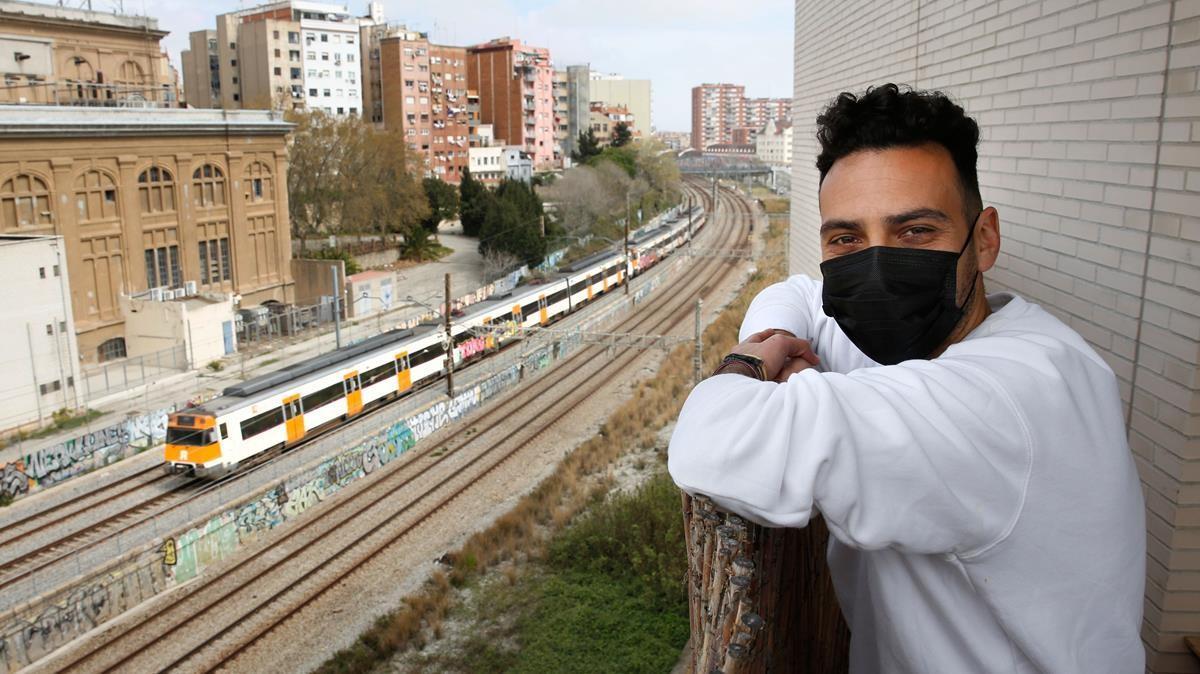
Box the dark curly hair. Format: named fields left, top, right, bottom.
left=815, top=83, right=982, bottom=217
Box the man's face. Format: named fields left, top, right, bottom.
left=817, top=143, right=1000, bottom=304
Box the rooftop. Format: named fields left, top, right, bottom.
left=0, top=105, right=293, bottom=138
left=0, top=0, right=164, bottom=34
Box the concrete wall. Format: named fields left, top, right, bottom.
left=792, top=1, right=1200, bottom=670
left=290, top=258, right=345, bottom=308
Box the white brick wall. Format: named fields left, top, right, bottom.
left=793, top=1, right=1200, bottom=671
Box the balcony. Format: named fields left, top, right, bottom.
left=11, top=81, right=183, bottom=108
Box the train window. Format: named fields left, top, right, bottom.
left=411, top=341, right=445, bottom=366
left=590, top=273, right=602, bottom=285
left=302, top=382, right=344, bottom=411
left=167, top=427, right=213, bottom=446
left=362, top=360, right=396, bottom=386
left=548, top=288, right=569, bottom=304
left=343, top=376, right=360, bottom=393
left=241, top=407, right=284, bottom=439
left=219, top=423, right=228, bottom=439
left=521, top=302, right=537, bottom=316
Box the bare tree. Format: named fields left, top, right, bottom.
left=482, top=248, right=522, bottom=282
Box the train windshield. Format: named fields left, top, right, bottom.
left=167, top=427, right=216, bottom=446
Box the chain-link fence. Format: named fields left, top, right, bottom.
left=81, top=344, right=188, bottom=401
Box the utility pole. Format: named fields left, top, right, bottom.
left=444, top=272, right=454, bottom=397
left=331, top=264, right=343, bottom=350
left=693, top=299, right=703, bottom=385
left=624, top=191, right=631, bottom=295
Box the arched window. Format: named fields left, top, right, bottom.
left=74, top=170, right=119, bottom=224
left=97, top=337, right=127, bottom=362
left=243, top=161, right=275, bottom=202
left=116, top=60, right=145, bottom=84
left=0, top=173, right=53, bottom=230
left=63, top=55, right=95, bottom=82
left=192, top=164, right=226, bottom=208
left=137, top=166, right=175, bottom=213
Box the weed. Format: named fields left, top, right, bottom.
left=207, top=360, right=224, bottom=372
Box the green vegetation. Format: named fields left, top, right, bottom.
left=421, top=176, right=461, bottom=235
left=611, top=121, right=633, bottom=148
left=24, top=408, right=104, bottom=441
left=206, top=360, right=224, bottom=372
left=286, top=108, right=429, bottom=249
left=477, top=179, right=552, bottom=268
left=571, top=128, right=602, bottom=164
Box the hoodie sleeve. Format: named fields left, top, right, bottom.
left=667, top=352, right=1033, bottom=556
left=738, top=274, right=876, bottom=373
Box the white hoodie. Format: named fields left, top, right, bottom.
left=668, top=275, right=1146, bottom=673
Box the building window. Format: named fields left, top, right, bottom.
left=290, top=68, right=301, bottom=80
left=136, top=166, right=175, bottom=213
left=145, top=244, right=181, bottom=288
left=321, top=52, right=329, bottom=61
left=45, top=323, right=53, bottom=336
left=98, top=337, right=126, bottom=362
left=320, top=33, right=328, bottom=42
left=198, top=237, right=231, bottom=284
left=273, top=30, right=280, bottom=39
left=231, top=59, right=237, bottom=67
left=323, top=89, right=331, bottom=97
left=349, top=107, right=357, bottom=114
left=290, top=50, right=301, bottom=61
left=309, top=88, right=318, bottom=97
left=233, top=93, right=240, bottom=101
left=39, top=380, right=61, bottom=395
left=74, top=170, right=119, bottom=224
left=38, top=267, right=45, bottom=279
left=274, top=67, right=282, bottom=76
left=307, top=52, right=315, bottom=61
left=274, top=49, right=281, bottom=58
left=0, top=173, right=53, bottom=230
left=337, top=107, right=344, bottom=114
left=244, top=162, right=274, bottom=202
left=191, top=164, right=226, bottom=208
left=232, top=76, right=239, bottom=84
left=347, top=35, right=355, bottom=45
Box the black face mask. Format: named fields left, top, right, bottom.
left=820, top=218, right=979, bottom=365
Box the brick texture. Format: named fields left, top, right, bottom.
left=793, top=1, right=1200, bottom=670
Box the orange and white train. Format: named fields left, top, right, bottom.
left=164, top=203, right=705, bottom=477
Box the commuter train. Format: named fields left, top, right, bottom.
left=164, top=204, right=706, bottom=476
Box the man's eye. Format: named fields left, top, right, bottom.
left=830, top=235, right=858, bottom=246
left=902, top=226, right=935, bottom=237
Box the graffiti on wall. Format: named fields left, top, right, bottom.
left=0, top=403, right=181, bottom=501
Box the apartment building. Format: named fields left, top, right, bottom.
left=374, top=29, right=471, bottom=182
left=468, top=124, right=505, bottom=186
left=793, top=2, right=1199, bottom=671
left=181, top=0, right=383, bottom=115
left=690, top=82, right=745, bottom=151
left=0, top=0, right=177, bottom=107
left=466, top=37, right=555, bottom=170
left=690, top=82, right=791, bottom=151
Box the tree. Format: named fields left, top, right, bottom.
left=421, top=177, right=460, bottom=235
left=571, top=128, right=602, bottom=164
left=459, top=167, right=488, bottom=237
left=612, top=121, right=633, bottom=147
left=285, top=109, right=341, bottom=250
left=478, top=178, right=547, bottom=267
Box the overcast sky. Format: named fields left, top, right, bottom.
left=114, top=0, right=793, bottom=132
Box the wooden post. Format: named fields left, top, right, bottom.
left=445, top=272, right=453, bottom=398
left=682, top=493, right=851, bottom=673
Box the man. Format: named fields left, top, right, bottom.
left=668, top=84, right=1146, bottom=673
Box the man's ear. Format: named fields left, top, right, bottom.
left=975, top=206, right=1000, bottom=273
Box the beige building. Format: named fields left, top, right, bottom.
left=793, top=1, right=1200, bottom=671
left=754, top=119, right=792, bottom=167
left=588, top=102, right=636, bottom=147
left=0, top=105, right=294, bottom=364
left=182, top=1, right=383, bottom=115
left=589, top=71, right=652, bottom=136
left=0, top=0, right=177, bottom=107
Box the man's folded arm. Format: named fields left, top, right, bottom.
left=737, top=275, right=822, bottom=342
left=667, top=357, right=1033, bottom=556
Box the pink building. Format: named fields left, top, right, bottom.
left=466, top=37, right=555, bottom=170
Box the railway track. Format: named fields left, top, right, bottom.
left=45, top=182, right=755, bottom=673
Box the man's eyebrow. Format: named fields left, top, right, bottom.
left=819, top=219, right=863, bottom=235
left=883, top=208, right=953, bottom=226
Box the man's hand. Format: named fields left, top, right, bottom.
left=730, top=329, right=819, bottom=382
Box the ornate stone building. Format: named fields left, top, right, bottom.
left=0, top=106, right=294, bottom=364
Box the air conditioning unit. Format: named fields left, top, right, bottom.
left=150, top=287, right=164, bottom=301
left=185, top=281, right=198, bottom=296
left=165, top=289, right=179, bottom=300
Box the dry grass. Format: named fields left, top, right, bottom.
left=315, top=206, right=790, bottom=674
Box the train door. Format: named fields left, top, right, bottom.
left=395, top=351, right=412, bottom=393
left=538, top=294, right=548, bottom=326
left=343, top=372, right=363, bottom=416
left=482, top=318, right=495, bottom=350
left=587, top=276, right=594, bottom=301
left=283, top=394, right=305, bottom=443
left=603, top=268, right=610, bottom=292
left=512, top=303, right=523, bottom=330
